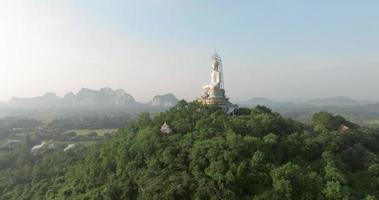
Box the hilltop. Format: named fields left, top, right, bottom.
left=1, top=101, right=378, bottom=199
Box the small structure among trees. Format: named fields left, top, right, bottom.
left=339, top=124, right=350, bottom=133
left=160, top=122, right=172, bottom=134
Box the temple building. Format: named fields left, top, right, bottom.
left=197, top=52, right=238, bottom=114
left=160, top=122, right=173, bottom=134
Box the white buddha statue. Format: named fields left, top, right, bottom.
left=202, top=53, right=224, bottom=98
left=210, top=56, right=222, bottom=88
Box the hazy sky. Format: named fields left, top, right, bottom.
left=1, top=0, right=379, bottom=102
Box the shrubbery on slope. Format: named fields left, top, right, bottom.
left=1, top=101, right=379, bottom=199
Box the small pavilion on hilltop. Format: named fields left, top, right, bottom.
left=160, top=122, right=173, bottom=134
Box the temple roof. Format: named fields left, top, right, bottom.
left=160, top=122, right=173, bottom=134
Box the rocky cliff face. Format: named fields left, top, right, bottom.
left=63, top=92, right=76, bottom=105
left=8, top=92, right=61, bottom=108
left=149, top=93, right=179, bottom=107
left=4, top=88, right=181, bottom=112
left=73, top=88, right=136, bottom=107
left=7, top=88, right=136, bottom=109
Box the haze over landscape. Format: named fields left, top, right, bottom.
left=2, top=1, right=379, bottom=200
left=1, top=1, right=379, bottom=102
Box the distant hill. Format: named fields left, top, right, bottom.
left=240, top=96, right=369, bottom=108
left=7, top=88, right=136, bottom=109
left=240, top=97, right=297, bottom=109
left=149, top=93, right=179, bottom=107
left=9, top=92, right=61, bottom=109
left=4, top=91, right=379, bottom=126
left=3, top=88, right=180, bottom=111
left=67, top=87, right=136, bottom=107
left=0, top=102, right=7, bottom=111
left=305, top=96, right=360, bottom=107
left=245, top=97, right=273, bottom=106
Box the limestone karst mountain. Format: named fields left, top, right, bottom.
left=63, top=92, right=76, bottom=105
left=8, top=92, right=61, bottom=109
left=4, top=88, right=179, bottom=110
left=6, top=88, right=137, bottom=109
left=149, top=93, right=179, bottom=107
left=72, top=88, right=136, bottom=107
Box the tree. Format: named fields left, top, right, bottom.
left=1, top=102, right=379, bottom=199
left=312, top=112, right=358, bottom=131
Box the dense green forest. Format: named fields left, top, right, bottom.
left=1, top=101, right=379, bottom=199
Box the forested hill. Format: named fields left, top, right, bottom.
left=1, top=101, right=379, bottom=199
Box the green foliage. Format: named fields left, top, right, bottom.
left=312, top=111, right=359, bottom=131
left=1, top=102, right=379, bottom=199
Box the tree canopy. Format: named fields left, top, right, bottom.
left=0, top=101, right=378, bottom=199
